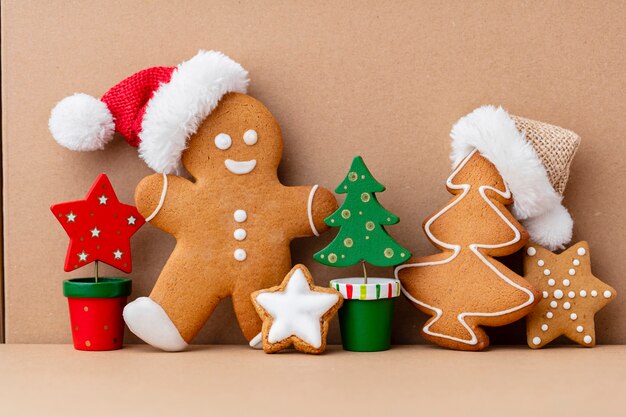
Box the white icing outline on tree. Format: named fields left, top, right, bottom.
left=394, top=149, right=536, bottom=345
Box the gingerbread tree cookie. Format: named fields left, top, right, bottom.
left=396, top=150, right=539, bottom=350
left=524, top=242, right=616, bottom=348
left=251, top=264, right=342, bottom=354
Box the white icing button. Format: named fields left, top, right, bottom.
left=573, top=259, right=580, bottom=266
left=576, top=325, right=584, bottom=333
left=541, top=324, right=548, bottom=331
left=591, top=290, right=598, bottom=297
left=553, top=290, right=564, bottom=299
left=563, top=279, right=571, bottom=287
left=570, top=313, right=577, bottom=320
left=577, top=247, right=586, bottom=256
left=550, top=301, right=558, bottom=308
left=546, top=312, right=554, bottom=319
left=563, top=302, right=571, bottom=310
left=603, top=290, right=612, bottom=298
left=234, top=210, right=247, bottom=222
left=532, top=336, right=541, bottom=345
left=233, top=228, right=247, bottom=241
left=526, top=247, right=537, bottom=256
left=233, top=248, right=247, bottom=261
left=542, top=291, right=549, bottom=299
left=548, top=279, right=556, bottom=286
left=537, top=260, right=545, bottom=267
left=580, top=290, right=587, bottom=297
left=543, top=269, right=551, bottom=276
left=568, top=268, right=576, bottom=276
left=568, top=291, right=576, bottom=298
left=583, top=335, right=592, bottom=344
left=243, top=129, right=258, bottom=145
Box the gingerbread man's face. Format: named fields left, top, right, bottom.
left=181, top=93, right=283, bottom=181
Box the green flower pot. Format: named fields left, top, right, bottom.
left=330, top=277, right=400, bottom=352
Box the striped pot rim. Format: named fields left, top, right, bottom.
left=330, top=277, right=400, bottom=301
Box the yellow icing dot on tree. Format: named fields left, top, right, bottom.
left=314, top=156, right=410, bottom=267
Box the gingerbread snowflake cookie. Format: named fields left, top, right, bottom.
left=524, top=242, right=616, bottom=348
left=251, top=264, right=342, bottom=354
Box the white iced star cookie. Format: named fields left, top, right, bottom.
left=251, top=264, right=342, bottom=354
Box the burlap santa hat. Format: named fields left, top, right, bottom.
left=49, top=50, right=249, bottom=174
left=450, top=106, right=580, bottom=251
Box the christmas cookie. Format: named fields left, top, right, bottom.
left=524, top=242, right=616, bottom=348
left=251, top=264, right=342, bottom=354
left=396, top=107, right=557, bottom=351
left=48, top=51, right=337, bottom=351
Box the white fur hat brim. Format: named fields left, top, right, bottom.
left=138, top=50, right=249, bottom=174
left=450, top=105, right=573, bottom=250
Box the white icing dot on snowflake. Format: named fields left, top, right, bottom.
left=553, top=290, right=564, bottom=299
left=233, top=249, right=247, bottom=261
left=548, top=279, right=556, bottom=286
left=234, top=210, right=247, bottom=222
left=527, top=247, right=537, bottom=256
left=576, top=326, right=584, bottom=333
left=550, top=301, right=558, bottom=308
left=591, top=290, right=598, bottom=297
left=570, top=313, right=577, bottom=320
left=577, top=247, right=586, bottom=256
left=537, top=260, right=545, bottom=267
left=541, top=324, right=548, bottom=331
left=546, top=312, right=554, bottom=319
left=580, top=290, right=587, bottom=297
left=542, top=291, right=548, bottom=299
left=584, top=335, right=592, bottom=344
left=563, top=302, right=571, bottom=310
left=563, top=279, right=571, bottom=287
left=568, top=268, right=576, bottom=276
left=603, top=290, right=612, bottom=298
left=543, top=269, right=551, bottom=276
left=573, top=259, right=580, bottom=266
left=568, top=291, right=575, bottom=298
left=532, top=337, right=541, bottom=345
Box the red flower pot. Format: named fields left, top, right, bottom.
left=63, top=277, right=131, bottom=351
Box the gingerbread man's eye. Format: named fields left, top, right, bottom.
left=214, top=133, right=232, bottom=150
left=243, top=129, right=258, bottom=146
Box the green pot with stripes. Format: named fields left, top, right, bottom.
left=330, top=277, right=400, bottom=352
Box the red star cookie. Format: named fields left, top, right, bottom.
left=524, top=241, right=616, bottom=348
left=51, top=174, right=145, bottom=273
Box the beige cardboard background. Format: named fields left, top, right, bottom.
left=2, top=0, right=624, bottom=344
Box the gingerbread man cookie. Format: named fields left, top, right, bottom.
left=123, top=93, right=337, bottom=350
left=252, top=264, right=342, bottom=354
left=524, top=242, right=616, bottom=348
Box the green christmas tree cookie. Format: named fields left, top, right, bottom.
left=314, top=156, right=410, bottom=268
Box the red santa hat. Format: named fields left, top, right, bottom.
left=450, top=106, right=579, bottom=251
left=49, top=50, right=249, bottom=174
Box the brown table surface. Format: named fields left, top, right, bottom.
left=1, top=344, right=624, bottom=416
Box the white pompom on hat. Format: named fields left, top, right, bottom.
left=49, top=50, right=249, bottom=174
left=450, top=106, right=580, bottom=250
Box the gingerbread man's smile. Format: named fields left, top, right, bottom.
left=225, top=159, right=257, bottom=175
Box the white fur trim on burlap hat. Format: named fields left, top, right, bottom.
left=450, top=105, right=575, bottom=250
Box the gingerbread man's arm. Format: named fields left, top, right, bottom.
left=283, top=185, right=337, bottom=238
left=135, top=173, right=194, bottom=235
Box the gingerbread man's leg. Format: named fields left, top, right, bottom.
left=232, top=259, right=293, bottom=346
left=124, top=247, right=229, bottom=351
